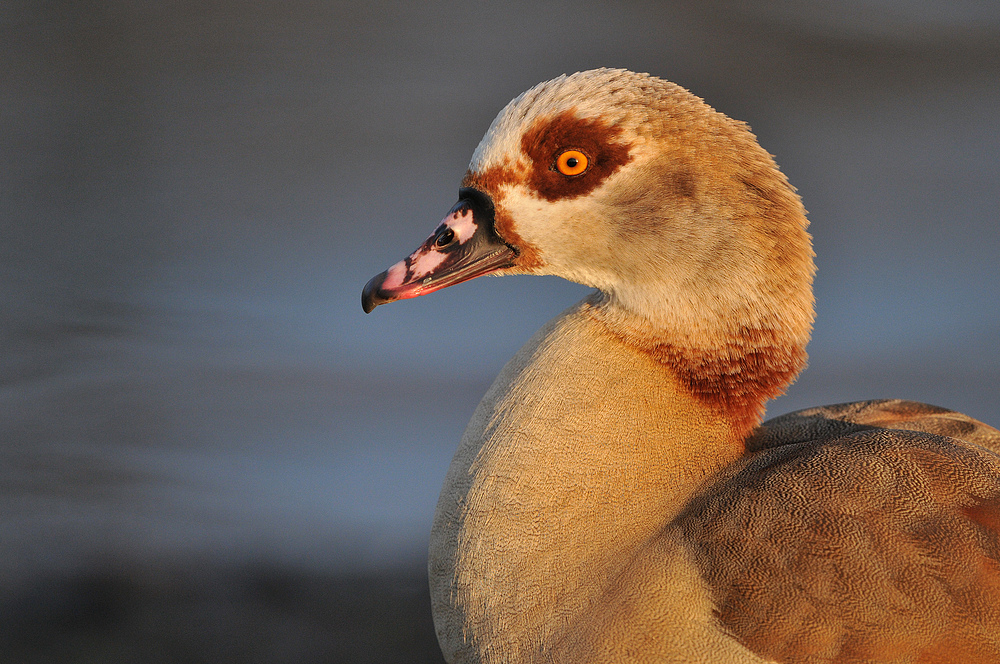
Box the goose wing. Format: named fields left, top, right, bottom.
left=677, top=400, right=1000, bottom=662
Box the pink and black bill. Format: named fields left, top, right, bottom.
left=362, top=188, right=517, bottom=313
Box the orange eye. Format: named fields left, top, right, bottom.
left=555, top=150, right=589, bottom=176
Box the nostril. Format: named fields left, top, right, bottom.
left=435, top=228, right=456, bottom=248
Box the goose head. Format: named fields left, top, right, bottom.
left=363, top=69, right=816, bottom=423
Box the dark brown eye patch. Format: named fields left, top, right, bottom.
left=521, top=110, right=633, bottom=202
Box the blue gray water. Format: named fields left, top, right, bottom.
left=2, top=2, right=998, bottom=656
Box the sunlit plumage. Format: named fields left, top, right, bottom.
left=363, top=69, right=1000, bottom=664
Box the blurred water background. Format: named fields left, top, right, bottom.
left=3, top=1, right=999, bottom=661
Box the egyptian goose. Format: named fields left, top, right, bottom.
left=361, top=69, right=1000, bottom=663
